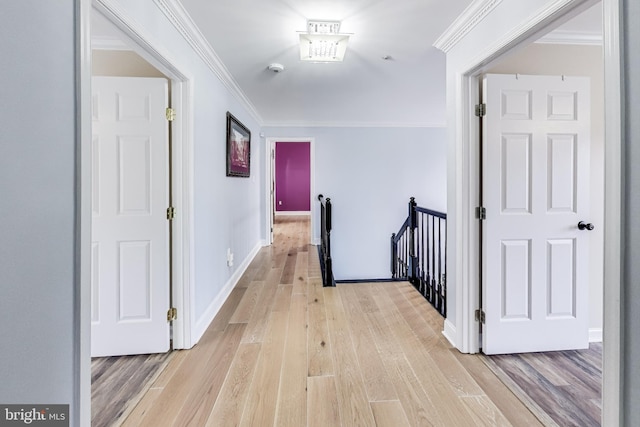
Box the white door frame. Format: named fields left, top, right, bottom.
left=265, top=137, right=316, bottom=245
left=453, top=0, right=620, bottom=424
left=90, top=0, right=195, bottom=350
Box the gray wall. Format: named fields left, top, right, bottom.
left=0, top=0, right=80, bottom=422
left=622, top=0, right=640, bottom=423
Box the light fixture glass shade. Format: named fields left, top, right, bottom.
left=299, top=20, right=350, bottom=62
left=307, top=21, right=341, bottom=34
left=299, top=33, right=350, bottom=62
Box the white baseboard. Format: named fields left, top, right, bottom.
left=275, top=211, right=310, bottom=216
left=312, top=238, right=321, bottom=245
left=589, top=327, right=603, bottom=343
left=193, top=241, right=262, bottom=343
left=442, top=319, right=457, bottom=347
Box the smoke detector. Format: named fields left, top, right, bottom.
left=268, top=63, right=285, bottom=73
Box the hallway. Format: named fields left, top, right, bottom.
left=108, top=216, right=541, bottom=426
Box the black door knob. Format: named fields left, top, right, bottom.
left=578, top=221, right=594, bottom=231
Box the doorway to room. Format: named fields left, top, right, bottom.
left=266, top=138, right=316, bottom=246
left=90, top=2, right=194, bottom=353
left=466, top=3, right=605, bottom=425
left=92, top=9, right=176, bottom=357
left=89, top=3, right=195, bottom=423
left=274, top=141, right=311, bottom=216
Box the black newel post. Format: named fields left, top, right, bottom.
left=318, top=194, right=335, bottom=287
left=408, top=197, right=418, bottom=284
left=324, top=198, right=333, bottom=286
left=391, top=233, right=397, bottom=278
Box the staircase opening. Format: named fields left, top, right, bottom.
left=316, top=194, right=447, bottom=317
left=391, top=197, right=447, bottom=317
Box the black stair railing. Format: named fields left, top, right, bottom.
left=318, top=194, right=335, bottom=287
left=391, top=216, right=411, bottom=279
left=391, top=197, right=447, bottom=316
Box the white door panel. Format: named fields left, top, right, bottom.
left=483, top=74, right=590, bottom=354
left=91, top=76, right=170, bottom=357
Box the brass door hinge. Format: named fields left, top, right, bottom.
left=475, top=206, right=486, bottom=220
left=167, top=206, right=176, bottom=220
left=166, top=107, right=176, bottom=122
left=167, top=307, right=177, bottom=322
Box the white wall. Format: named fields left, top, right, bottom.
left=263, top=126, right=447, bottom=280
left=0, top=0, right=81, bottom=422
left=487, top=43, right=604, bottom=336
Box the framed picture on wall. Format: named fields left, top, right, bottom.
left=226, top=112, right=251, bottom=177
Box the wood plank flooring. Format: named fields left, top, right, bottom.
left=91, top=352, right=173, bottom=427
left=483, top=344, right=602, bottom=427
left=118, top=215, right=544, bottom=426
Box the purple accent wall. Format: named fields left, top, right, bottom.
left=275, top=142, right=310, bottom=211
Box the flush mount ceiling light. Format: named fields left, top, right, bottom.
left=299, top=20, right=351, bottom=62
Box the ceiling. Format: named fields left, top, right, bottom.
left=177, top=0, right=474, bottom=127
left=92, top=0, right=602, bottom=127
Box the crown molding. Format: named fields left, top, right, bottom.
left=462, top=0, right=596, bottom=71
left=261, top=120, right=447, bottom=129
left=152, top=0, right=263, bottom=124
left=93, top=0, right=191, bottom=79
left=536, top=30, right=602, bottom=45
left=91, top=35, right=131, bottom=51
left=433, top=0, right=503, bottom=53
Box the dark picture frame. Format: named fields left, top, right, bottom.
left=226, top=112, right=251, bottom=177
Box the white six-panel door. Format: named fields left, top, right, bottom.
left=91, top=76, right=170, bottom=357
left=483, top=74, right=591, bottom=354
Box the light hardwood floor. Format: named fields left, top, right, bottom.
left=484, top=343, right=602, bottom=427
left=120, top=216, right=542, bottom=426
left=92, top=352, right=174, bottom=426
